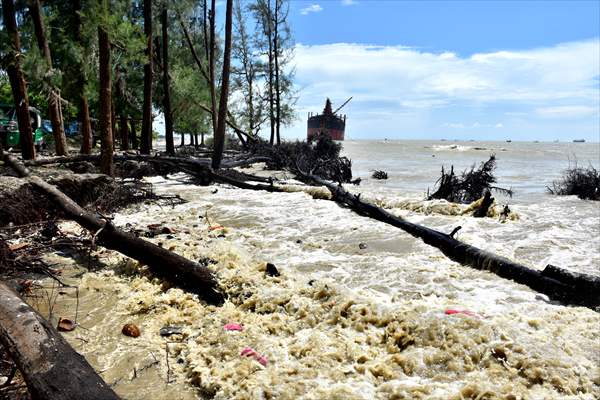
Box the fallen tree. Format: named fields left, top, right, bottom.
left=2, top=150, right=224, bottom=305
left=428, top=155, right=512, bottom=203
left=0, top=281, right=119, bottom=399
left=298, top=171, right=599, bottom=309
left=548, top=163, right=599, bottom=201
left=248, top=134, right=353, bottom=184
left=17, top=150, right=598, bottom=308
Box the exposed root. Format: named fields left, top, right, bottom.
left=428, top=155, right=512, bottom=204
left=548, top=163, right=599, bottom=200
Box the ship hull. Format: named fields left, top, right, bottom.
left=307, top=114, right=345, bottom=141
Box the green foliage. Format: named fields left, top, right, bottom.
left=0, top=73, right=13, bottom=105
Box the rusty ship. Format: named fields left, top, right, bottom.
left=307, top=97, right=351, bottom=141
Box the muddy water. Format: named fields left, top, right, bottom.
left=33, top=140, right=599, bottom=399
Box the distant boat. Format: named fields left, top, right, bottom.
left=573, top=139, right=585, bottom=143
left=506, top=139, right=512, bottom=143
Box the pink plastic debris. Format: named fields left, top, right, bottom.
left=445, top=309, right=482, bottom=318
left=224, top=323, right=243, bottom=331
left=240, top=347, right=268, bottom=366
left=257, top=355, right=268, bottom=366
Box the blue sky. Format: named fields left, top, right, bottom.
left=280, top=0, right=600, bottom=141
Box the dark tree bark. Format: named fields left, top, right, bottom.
left=473, top=190, right=494, bottom=218
left=30, top=0, right=68, bottom=156
left=161, top=6, right=174, bottom=155
left=211, top=0, right=233, bottom=169
left=79, top=97, right=93, bottom=154
left=119, top=113, right=129, bottom=151
left=115, top=70, right=129, bottom=150
left=2, top=0, right=35, bottom=159
left=273, top=0, right=281, bottom=145
left=98, top=24, right=113, bottom=176
left=140, top=0, right=153, bottom=154
left=130, top=118, right=138, bottom=149
left=71, top=0, right=93, bottom=154
left=208, top=0, right=218, bottom=138
left=266, top=1, right=275, bottom=145
left=111, top=97, right=117, bottom=148
left=0, top=282, right=120, bottom=400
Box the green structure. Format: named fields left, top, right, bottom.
left=0, top=104, right=48, bottom=150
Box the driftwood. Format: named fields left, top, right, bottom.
left=0, top=281, right=119, bottom=399
left=472, top=190, right=494, bottom=218
left=2, top=151, right=224, bottom=305
left=299, top=171, right=599, bottom=309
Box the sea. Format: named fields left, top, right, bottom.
left=41, top=139, right=600, bottom=399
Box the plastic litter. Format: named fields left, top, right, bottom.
left=224, top=322, right=243, bottom=331
left=240, top=347, right=268, bottom=366
left=445, top=309, right=482, bottom=318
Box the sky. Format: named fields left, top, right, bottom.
left=280, top=0, right=600, bottom=142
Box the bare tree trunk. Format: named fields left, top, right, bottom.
left=0, top=282, right=120, bottom=399
left=130, top=118, right=138, bottom=149
left=266, top=0, right=275, bottom=146
left=119, top=113, right=129, bottom=150
left=201, top=132, right=205, bottom=146
left=98, top=24, right=113, bottom=176
left=71, top=0, right=93, bottom=154
left=2, top=0, right=35, bottom=159
left=30, top=0, right=69, bottom=156
left=140, top=0, right=153, bottom=154
left=115, top=70, right=129, bottom=151
left=111, top=98, right=117, bottom=149
left=161, top=6, right=174, bottom=155
left=194, top=133, right=198, bottom=147
left=273, top=0, right=281, bottom=145
left=211, top=0, right=233, bottom=169
left=208, top=0, right=218, bottom=138
left=79, top=97, right=93, bottom=154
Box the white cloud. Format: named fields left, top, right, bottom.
left=300, top=4, right=323, bottom=15
left=341, top=0, right=358, bottom=5
left=287, top=39, right=600, bottom=139
left=535, top=105, right=598, bottom=118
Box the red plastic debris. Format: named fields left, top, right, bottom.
left=240, top=347, right=268, bottom=366
left=224, top=322, right=243, bottom=331
left=445, top=309, right=482, bottom=318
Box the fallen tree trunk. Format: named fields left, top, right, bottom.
left=24, top=153, right=269, bottom=170
left=2, top=151, right=224, bottom=305
left=299, top=171, right=599, bottom=309
left=18, top=151, right=598, bottom=308
left=0, top=281, right=119, bottom=399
